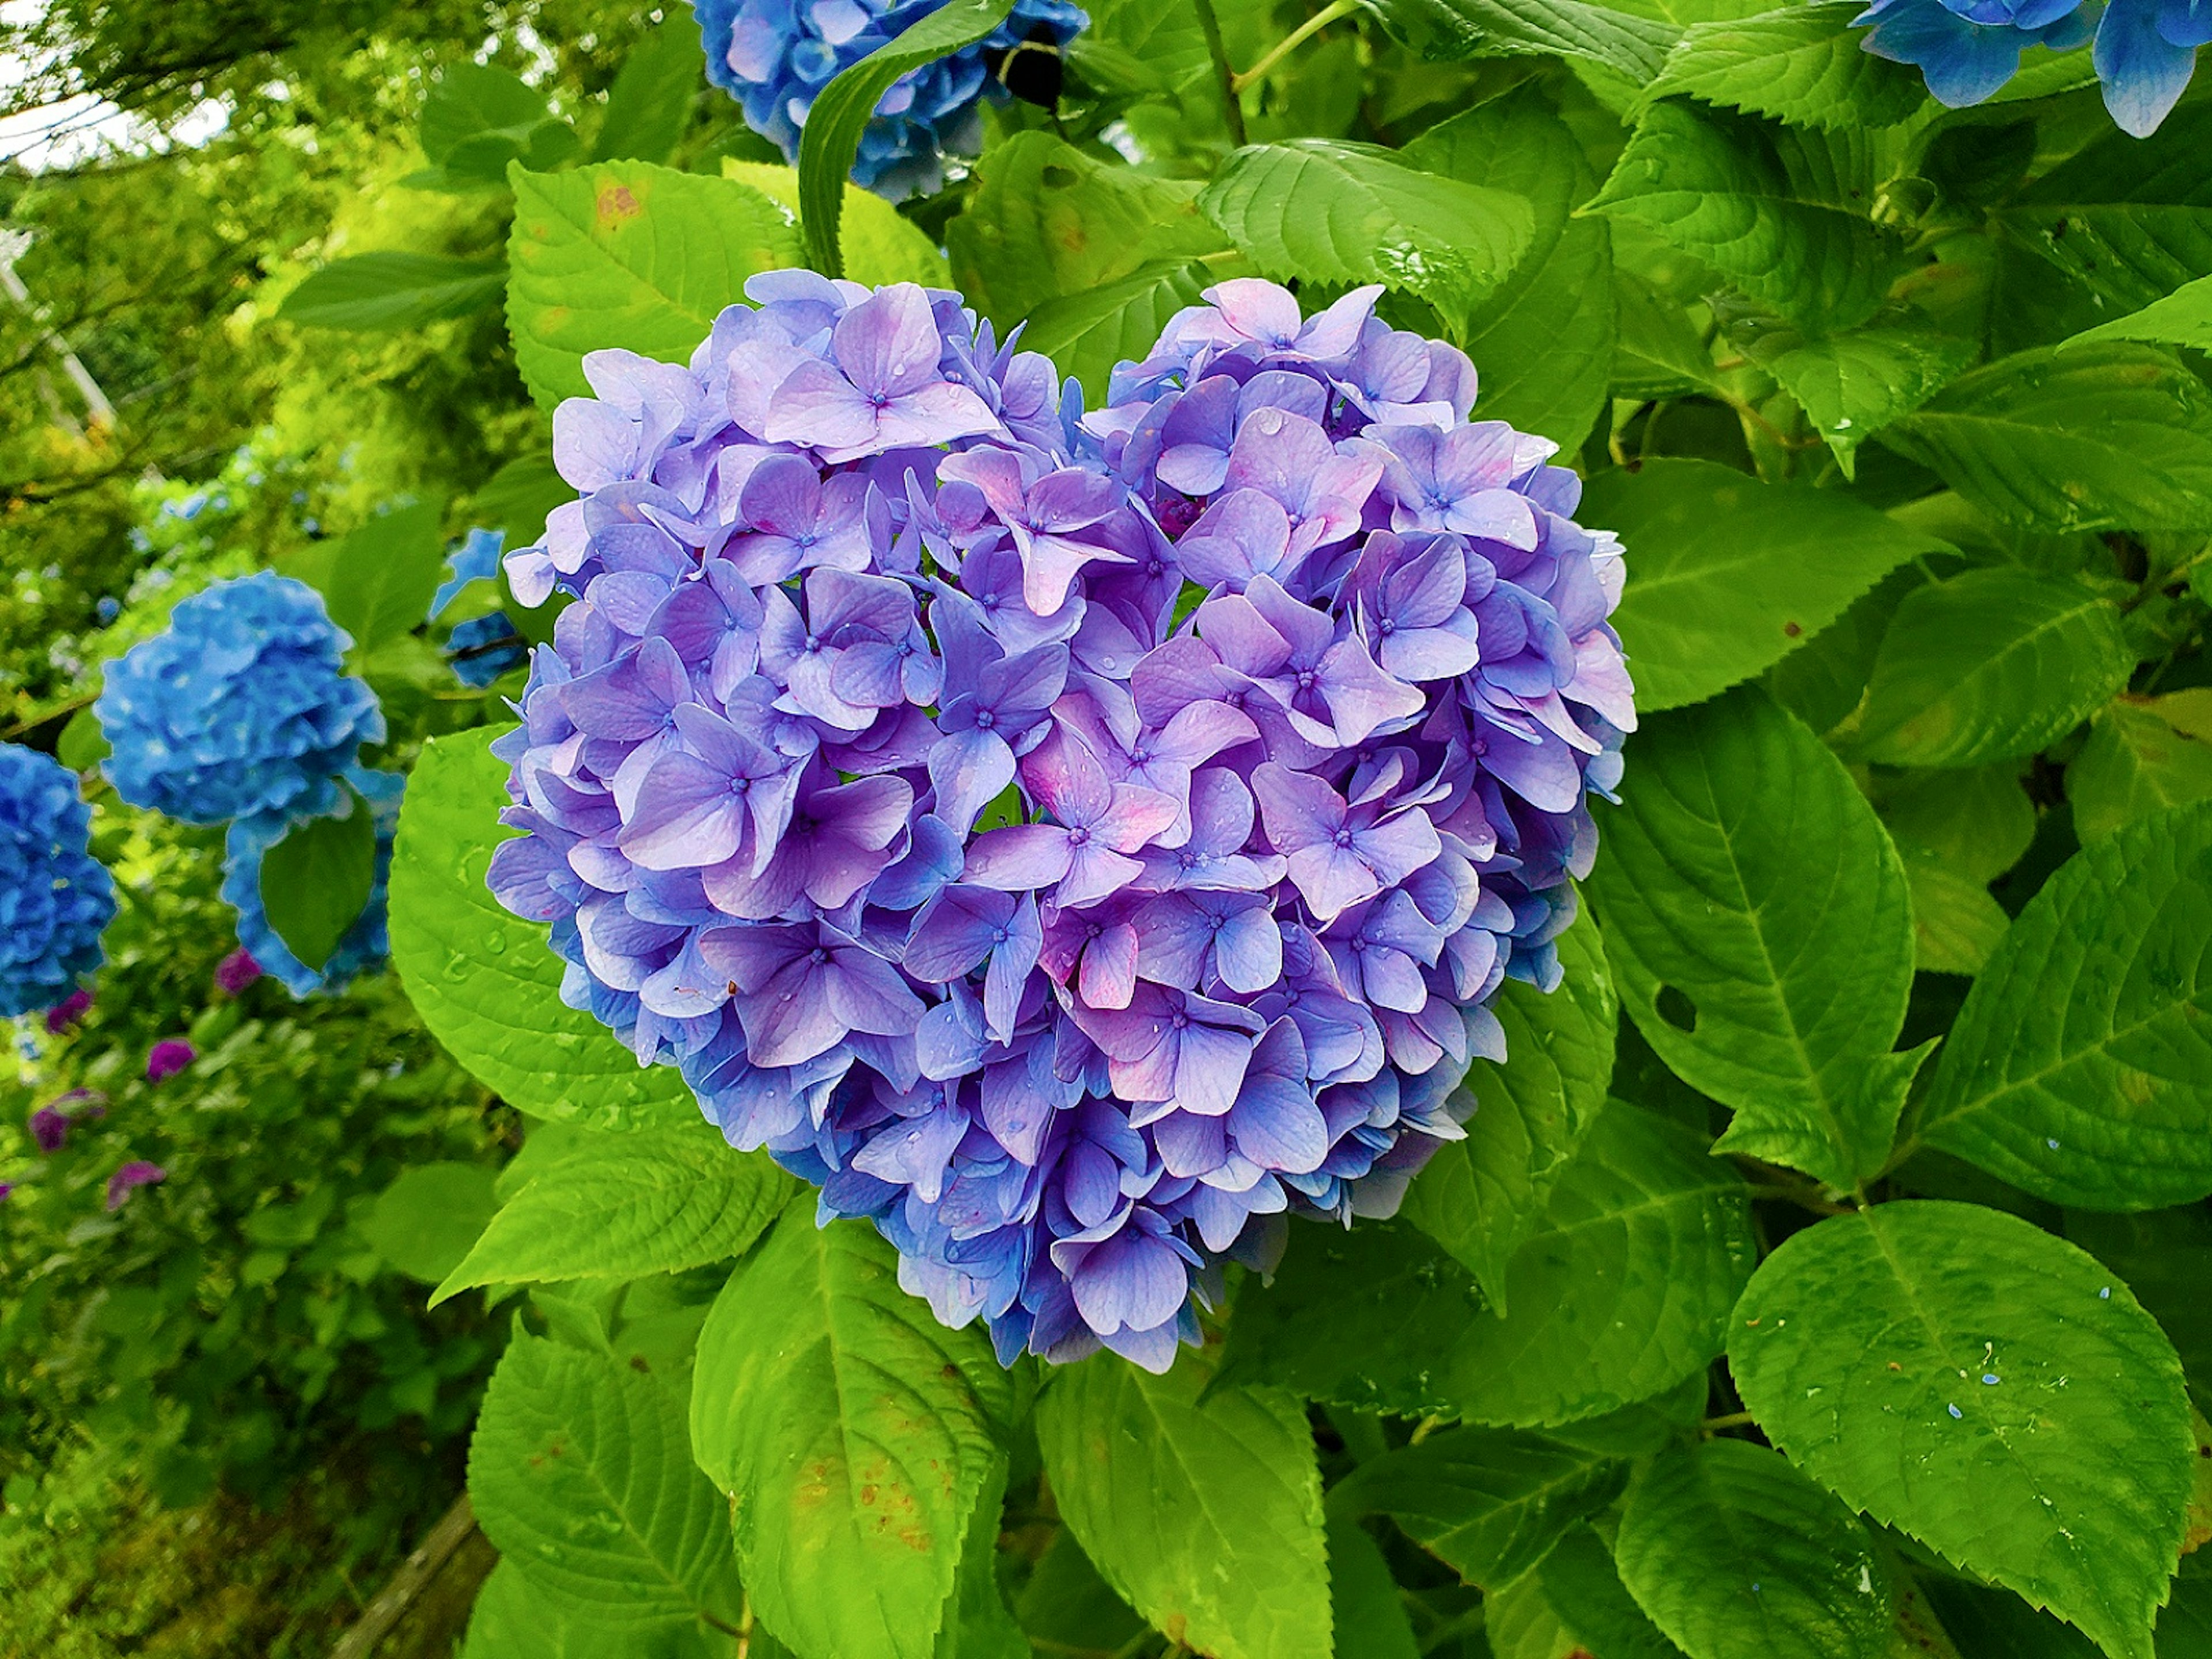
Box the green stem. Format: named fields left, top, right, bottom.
left=1702, top=1410, right=1756, bottom=1433
left=1191, top=0, right=1249, bottom=148
left=1230, top=0, right=1359, bottom=92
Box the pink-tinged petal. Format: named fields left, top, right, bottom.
left=965, top=824, right=1075, bottom=891
left=1080, top=922, right=1139, bottom=1010
left=726, top=337, right=822, bottom=436
left=1096, top=782, right=1180, bottom=853
left=1023, top=726, right=1114, bottom=827
left=1192, top=592, right=1292, bottom=678
left=870, top=381, right=1007, bottom=454
left=1154, top=700, right=1258, bottom=768
left=1319, top=637, right=1426, bottom=745
left=552, top=398, right=637, bottom=490
left=1109, top=1039, right=1178, bottom=1103
left=1567, top=633, right=1638, bottom=731
left=1251, top=762, right=1346, bottom=853
left=1450, top=488, right=1540, bottom=549
left=741, top=959, right=846, bottom=1067
left=1298, top=285, right=1385, bottom=358
left=1205, top=278, right=1305, bottom=348
left=1058, top=843, right=1146, bottom=910
left=827, top=948, right=926, bottom=1035
left=760, top=358, right=880, bottom=450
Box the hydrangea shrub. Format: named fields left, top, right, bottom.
left=0, top=744, right=115, bottom=1019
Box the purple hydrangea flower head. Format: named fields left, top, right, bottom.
left=146, top=1041, right=194, bottom=1084
left=0, top=744, right=115, bottom=1020
left=105, top=1160, right=166, bottom=1210
left=221, top=769, right=406, bottom=998
left=97, top=572, right=385, bottom=825
left=693, top=0, right=1089, bottom=198
left=490, top=274, right=1631, bottom=1373
left=215, top=948, right=263, bottom=995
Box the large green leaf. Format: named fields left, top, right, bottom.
left=1400, top=910, right=1617, bottom=1312
left=362, top=1161, right=501, bottom=1285
left=1885, top=346, right=2212, bottom=534
left=1588, top=101, right=1908, bottom=335
left=1400, top=85, right=1614, bottom=449
left=418, top=62, right=581, bottom=187
left=1877, top=763, right=2036, bottom=978
left=1333, top=1425, right=1629, bottom=1589
left=1019, top=259, right=1222, bottom=404
left=259, top=799, right=377, bottom=974
left=1583, top=459, right=1946, bottom=711
left=1326, top=1514, right=1421, bottom=1659
left=460, top=1560, right=727, bottom=1659
left=721, top=161, right=950, bottom=289
left=1743, top=314, right=1978, bottom=472
left=319, top=498, right=450, bottom=653
left=796, top=0, right=1014, bottom=277
left=469, top=1334, right=745, bottom=1627
left=2063, top=1206, right=2212, bottom=1402
left=2068, top=695, right=2212, bottom=843
left=1358, top=0, right=1681, bottom=81
left=1518, top=1524, right=1692, bottom=1659
left=1912, top=802, right=2212, bottom=1213
left=1729, top=1202, right=2196, bottom=1659
left=506, top=159, right=802, bottom=407
left=1227, top=1104, right=1753, bottom=1426
left=1614, top=1439, right=1892, bottom=1659
left=434, top=1127, right=796, bottom=1304
left=388, top=728, right=697, bottom=1129
left=1197, top=139, right=1534, bottom=320
left=1035, top=1347, right=1331, bottom=1659
left=278, top=252, right=507, bottom=331
left=690, top=1211, right=1012, bottom=1659
left=592, top=20, right=701, bottom=165
left=1586, top=687, right=1922, bottom=1190
left=1853, top=567, right=2132, bottom=770
left=2066, top=272, right=2212, bottom=353
left=1641, top=2, right=1927, bottom=130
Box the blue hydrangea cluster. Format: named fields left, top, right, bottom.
left=0, top=744, right=116, bottom=1018
left=491, top=273, right=1631, bottom=1372
left=97, top=571, right=385, bottom=825
left=222, top=770, right=407, bottom=998
left=1856, top=0, right=2207, bottom=134
left=694, top=0, right=1088, bottom=198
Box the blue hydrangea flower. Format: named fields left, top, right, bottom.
left=97, top=571, right=385, bottom=825
left=432, top=527, right=507, bottom=620
left=2095, top=0, right=2212, bottom=135
left=222, top=769, right=406, bottom=998
left=490, top=273, right=1631, bottom=1373
left=694, top=0, right=1089, bottom=198
left=448, top=613, right=530, bottom=687
left=0, top=744, right=115, bottom=1018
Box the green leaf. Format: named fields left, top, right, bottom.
left=1358, top=0, right=1681, bottom=81
left=433, top=1127, right=796, bottom=1304
left=1901, top=859, right=2012, bottom=978
left=1014, top=1532, right=1146, bottom=1656
left=278, top=252, right=508, bottom=331
left=1531, top=1524, right=1692, bottom=1659
left=1853, top=567, right=2131, bottom=770
left=470, top=1333, right=745, bottom=1626
left=1643, top=2, right=1927, bottom=130
left=506, top=159, right=803, bottom=408
left=1036, top=1347, right=1331, bottom=1659
left=57, top=706, right=108, bottom=772
left=1912, top=802, right=2212, bottom=1213
left=797, top=0, right=1015, bottom=276
left=1615, top=1439, right=1892, bottom=1659
left=1743, top=315, right=1978, bottom=471
left=690, top=1210, right=1012, bottom=1659
left=388, top=728, right=697, bottom=1129
left=932, top=1471, right=1027, bottom=1659
left=2063, top=1205, right=2212, bottom=1399
left=1019, top=259, right=1221, bottom=404
left=259, top=800, right=377, bottom=974
left=593, top=20, right=701, bottom=165
left=1327, top=1513, right=1421, bottom=1659
left=1400, top=84, right=1614, bottom=449
left=1588, top=101, right=1908, bottom=335
left=1400, top=910, right=1618, bottom=1312
left=419, top=63, right=582, bottom=186
left=2065, top=272, right=2212, bottom=354
left=362, top=1161, right=500, bottom=1284
left=721, top=160, right=950, bottom=288
left=1583, top=458, right=1947, bottom=711
left=946, top=131, right=1228, bottom=328
left=1878, top=763, right=2035, bottom=975
left=1196, top=139, right=1535, bottom=319
left=1333, top=1425, right=1629, bottom=1589
left=461, top=1560, right=732, bottom=1659
left=2068, top=695, right=2212, bottom=843
left=1587, top=687, right=1922, bottom=1189
left=1729, top=1201, right=2196, bottom=1659
left=319, top=498, right=450, bottom=653
left=1227, top=1104, right=1754, bottom=1426
left=1885, top=345, right=2212, bottom=534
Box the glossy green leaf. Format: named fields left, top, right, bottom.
left=721, top=160, right=950, bottom=288
left=506, top=159, right=802, bottom=407
left=1587, top=687, right=1922, bottom=1190
left=1730, top=1202, right=2195, bottom=1659
left=1327, top=1513, right=1421, bottom=1659
left=1400, top=910, right=1617, bottom=1312
left=1886, top=346, right=2212, bottom=534
left=1615, top=1438, right=1892, bottom=1659
left=1228, top=1104, right=1753, bottom=1426
left=2068, top=695, right=2212, bottom=843
left=1535, top=1524, right=1692, bottom=1659
left=1358, top=0, right=1681, bottom=81
left=2063, top=1206, right=2212, bottom=1402
left=278, top=252, right=507, bottom=331
left=1197, top=139, right=1534, bottom=319
left=1588, top=101, right=1909, bottom=335
left=388, top=728, right=697, bottom=1129
left=1035, top=1347, right=1331, bottom=1659
left=796, top=0, right=1014, bottom=277
left=361, top=1161, right=500, bottom=1285
left=1914, top=802, right=2212, bottom=1212
left=1334, top=1425, right=1628, bottom=1589
left=433, top=1127, right=795, bottom=1304
left=1642, top=2, right=1927, bottom=130
left=933, top=1471, right=1027, bottom=1659
left=1019, top=259, right=1221, bottom=404
left=2065, top=272, right=2212, bottom=354
left=1744, top=315, right=1978, bottom=471
left=690, top=1211, right=1012, bottom=1659
left=460, top=1560, right=729, bottom=1659
left=592, top=20, right=700, bottom=165
left=1854, top=567, right=2131, bottom=770
left=319, top=498, right=449, bottom=653
left=259, top=798, right=377, bottom=975
left=1584, top=459, right=1947, bottom=711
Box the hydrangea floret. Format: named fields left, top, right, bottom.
left=97, top=571, right=384, bottom=825
left=146, top=1040, right=195, bottom=1084
left=222, top=770, right=407, bottom=998
left=0, top=743, right=116, bottom=1020
left=491, top=272, right=1631, bottom=1372
left=694, top=0, right=1088, bottom=198
left=105, top=1160, right=166, bottom=1210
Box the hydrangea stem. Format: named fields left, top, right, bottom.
left=1230, top=0, right=1361, bottom=93
left=1190, top=0, right=1249, bottom=147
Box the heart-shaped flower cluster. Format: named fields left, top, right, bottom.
left=0, top=743, right=116, bottom=1019
left=492, top=273, right=1631, bottom=1370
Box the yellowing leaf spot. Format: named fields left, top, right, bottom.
left=597, top=183, right=643, bottom=228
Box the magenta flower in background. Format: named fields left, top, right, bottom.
left=45, top=988, right=92, bottom=1033
left=146, top=1040, right=195, bottom=1082
left=214, top=948, right=262, bottom=994
left=105, top=1160, right=166, bottom=1210
left=28, top=1105, right=69, bottom=1153
left=31, top=1088, right=110, bottom=1152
